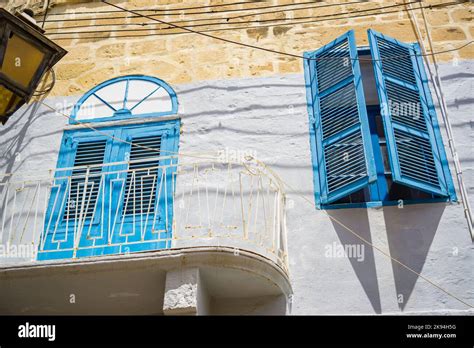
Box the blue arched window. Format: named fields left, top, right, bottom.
left=39, top=75, right=180, bottom=261
left=70, top=75, right=178, bottom=124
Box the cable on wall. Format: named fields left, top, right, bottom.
left=43, top=0, right=372, bottom=31
left=404, top=0, right=473, bottom=238
left=32, top=69, right=56, bottom=96
left=50, top=0, right=471, bottom=64
left=38, top=101, right=223, bottom=161
left=39, top=0, right=364, bottom=23
left=41, top=0, right=50, bottom=29
left=40, top=0, right=265, bottom=16
left=45, top=1, right=422, bottom=35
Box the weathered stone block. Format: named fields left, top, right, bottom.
left=450, top=9, right=472, bottom=23
left=425, top=10, right=451, bottom=26
left=247, top=27, right=269, bottom=40
left=432, top=27, right=467, bottom=41
left=56, top=63, right=95, bottom=80
left=77, top=66, right=115, bottom=89
left=96, top=43, right=126, bottom=58
left=278, top=59, right=300, bottom=74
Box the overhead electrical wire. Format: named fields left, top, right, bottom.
left=49, top=0, right=472, bottom=64
left=47, top=0, right=422, bottom=35
left=41, top=0, right=50, bottom=29
left=46, top=1, right=463, bottom=46
left=41, top=2, right=381, bottom=32
left=41, top=0, right=469, bottom=30
left=40, top=0, right=266, bottom=16
left=43, top=0, right=368, bottom=31
left=39, top=0, right=364, bottom=23
left=39, top=101, right=222, bottom=161
left=228, top=0, right=399, bottom=20
left=227, top=0, right=468, bottom=21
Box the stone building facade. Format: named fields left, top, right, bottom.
left=0, top=0, right=472, bottom=315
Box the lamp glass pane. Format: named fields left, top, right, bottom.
left=0, top=84, right=14, bottom=115
left=0, top=84, right=22, bottom=116
left=1, top=32, right=45, bottom=89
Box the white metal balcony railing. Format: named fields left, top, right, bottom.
left=0, top=156, right=288, bottom=272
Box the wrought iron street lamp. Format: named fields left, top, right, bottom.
left=0, top=8, right=67, bottom=124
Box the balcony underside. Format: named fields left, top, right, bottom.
left=0, top=246, right=292, bottom=315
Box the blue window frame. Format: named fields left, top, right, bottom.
left=304, top=30, right=456, bottom=209
left=39, top=121, right=180, bottom=260
left=38, top=75, right=180, bottom=260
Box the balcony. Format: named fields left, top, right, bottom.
left=0, top=156, right=291, bottom=314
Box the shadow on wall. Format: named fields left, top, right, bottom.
left=0, top=100, right=58, bottom=182
left=327, top=209, right=382, bottom=314
left=328, top=204, right=445, bottom=313
left=383, top=204, right=445, bottom=311
left=0, top=100, right=62, bottom=236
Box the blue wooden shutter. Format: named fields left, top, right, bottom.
left=304, top=30, right=376, bottom=205
left=122, top=135, right=162, bottom=216
left=65, top=139, right=107, bottom=221
left=368, top=29, right=451, bottom=197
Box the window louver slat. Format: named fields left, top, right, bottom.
left=394, top=129, right=440, bottom=186
left=325, top=132, right=367, bottom=192
left=378, top=38, right=417, bottom=85
left=386, top=81, right=427, bottom=132
left=320, top=83, right=360, bottom=140
left=316, top=39, right=352, bottom=91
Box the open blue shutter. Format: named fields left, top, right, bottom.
left=304, top=30, right=376, bottom=205
left=368, top=29, right=450, bottom=197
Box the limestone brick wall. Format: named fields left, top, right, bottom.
left=4, top=0, right=472, bottom=95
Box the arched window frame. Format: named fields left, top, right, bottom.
left=69, top=75, right=178, bottom=124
